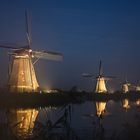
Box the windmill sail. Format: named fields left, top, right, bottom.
left=99, top=60, right=102, bottom=76
left=82, top=73, right=94, bottom=78
left=0, top=45, right=21, bottom=49
left=33, top=50, right=63, bottom=61
left=25, top=11, right=32, bottom=48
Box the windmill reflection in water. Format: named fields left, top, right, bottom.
left=0, top=108, right=38, bottom=140
left=0, top=104, right=79, bottom=140
left=7, top=108, right=38, bottom=139
left=82, top=101, right=108, bottom=140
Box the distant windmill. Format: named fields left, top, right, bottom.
left=133, top=85, right=140, bottom=92
left=121, top=77, right=130, bottom=93
left=130, top=80, right=140, bottom=92
left=82, top=60, right=115, bottom=93
left=0, top=12, right=63, bottom=93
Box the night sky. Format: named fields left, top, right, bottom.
left=0, top=0, right=140, bottom=91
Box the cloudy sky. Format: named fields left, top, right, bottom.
left=0, top=0, right=140, bottom=91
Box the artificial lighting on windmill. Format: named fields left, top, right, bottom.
left=0, top=11, right=63, bottom=93
left=29, top=49, right=32, bottom=53
left=82, top=60, right=115, bottom=93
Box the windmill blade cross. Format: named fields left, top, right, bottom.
left=0, top=45, right=18, bottom=49
left=82, top=73, right=94, bottom=78
left=32, top=50, right=63, bottom=61
left=0, top=45, right=30, bottom=51
left=99, top=60, right=103, bottom=76
left=103, top=76, right=116, bottom=80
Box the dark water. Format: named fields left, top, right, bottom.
left=0, top=98, right=140, bottom=140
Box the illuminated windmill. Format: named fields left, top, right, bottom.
left=121, top=78, right=130, bottom=93
left=131, top=81, right=140, bottom=92
left=82, top=61, right=114, bottom=93
left=133, top=85, right=140, bottom=92
left=0, top=12, right=63, bottom=93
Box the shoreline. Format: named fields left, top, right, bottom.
left=0, top=91, right=140, bottom=108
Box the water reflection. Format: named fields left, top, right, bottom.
left=135, top=99, right=140, bottom=106
left=0, top=98, right=140, bottom=140
left=95, top=101, right=106, bottom=118
left=121, top=99, right=130, bottom=110
left=94, top=101, right=106, bottom=140
left=7, top=109, right=38, bottom=139
left=33, top=105, right=78, bottom=140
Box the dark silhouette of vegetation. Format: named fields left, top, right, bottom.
left=0, top=91, right=140, bottom=108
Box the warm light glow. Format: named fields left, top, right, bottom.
left=29, top=49, right=32, bottom=53
left=95, top=101, right=106, bottom=117
left=122, top=84, right=130, bottom=93
left=95, top=77, right=107, bottom=93
left=9, top=54, right=39, bottom=92
left=122, top=99, right=130, bottom=109
left=135, top=99, right=140, bottom=106
left=45, top=89, right=59, bottom=93
left=136, top=86, right=140, bottom=92
left=8, top=109, right=38, bottom=139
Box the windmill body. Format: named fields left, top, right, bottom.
left=122, top=83, right=129, bottom=93
left=121, top=78, right=130, bottom=93
left=6, top=48, right=62, bottom=93
left=95, top=76, right=107, bottom=93
left=8, top=50, right=39, bottom=92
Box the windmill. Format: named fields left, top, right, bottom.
left=130, top=80, right=140, bottom=92
left=121, top=77, right=130, bottom=93
left=82, top=60, right=114, bottom=93
left=133, top=85, right=140, bottom=92
left=0, top=12, right=63, bottom=93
